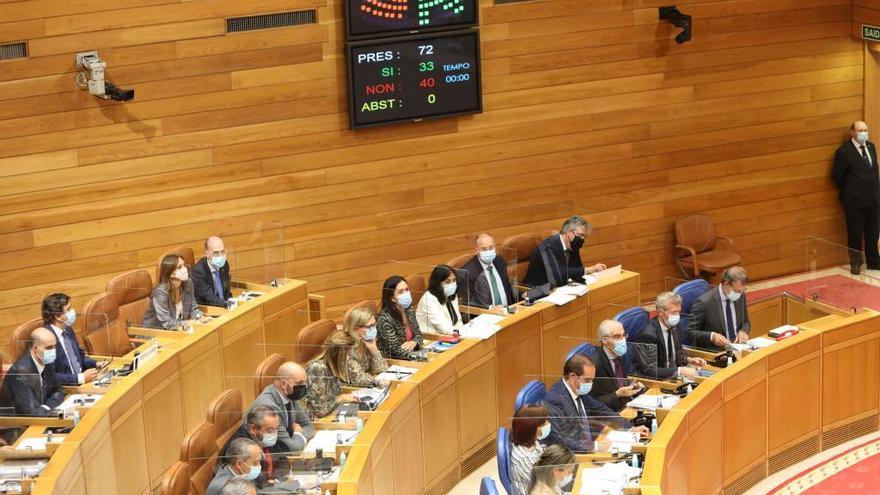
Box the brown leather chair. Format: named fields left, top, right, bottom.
left=501, top=233, right=543, bottom=283
left=80, top=292, right=135, bottom=357
left=206, top=389, right=243, bottom=452
left=254, top=353, right=285, bottom=398
left=343, top=300, right=377, bottom=323
left=157, top=246, right=195, bottom=282
left=10, top=318, right=43, bottom=362
left=446, top=253, right=473, bottom=271
left=161, top=461, right=193, bottom=495
left=295, top=319, right=337, bottom=363
left=179, top=421, right=219, bottom=495
left=404, top=274, right=426, bottom=308
left=674, top=214, right=741, bottom=278
left=106, top=269, right=153, bottom=328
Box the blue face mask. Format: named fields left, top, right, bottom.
left=42, top=348, right=57, bottom=365
left=857, top=131, right=869, bottom=145
left=211, top=255, right=227, bottom=269
left=397, top=291, right=412, bottom=309
left=443, top=282, right=457, bottom=297
left=364, top=325, right=378, bottom=342
left=537, top=422, right=551, bottom=440
left=577, top=381, right=592, bottom=396
left=613, top=340, right=627, bottom=356
left=244, top=463, right=261, bottom=480
left=479, top=249, right=496, bottom=264
left=64, top=309, right=77, bottom=327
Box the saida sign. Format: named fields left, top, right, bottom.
left=864, top=24, right=880, bottom=43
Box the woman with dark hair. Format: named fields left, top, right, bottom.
left=511, top=404, right=551, bottom=495
left=415, top=265, right=463, bottom=335
left=376, top=276, right=425, bottom=361
left=141, top=254, right=210, bottom=329
left=528, top=444, right=576, bottom=495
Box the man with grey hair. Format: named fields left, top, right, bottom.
left=220, top=405, right=290, bottom=486
left=587, top=320, right=645, bottom=411
left=193, top=235, right=233, bottom=306
left=631, top=292, right=706, bottom=380
left=832, top=121, right=880, bottom=274
left=523, top=216, right=607, bottom=288
left=686, top=266, right=751, bottom=350
left=206, top=437, right=262, bottom=495
left=219, top=479, right=257, bottom=495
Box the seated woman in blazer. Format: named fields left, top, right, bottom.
left=376, top=276, right=425, bottom=361
left=304, top=330, right=361, bottom=418
left=141, top=254, right=211, bottom=329
left=339, top=305, right=389, bottom=388
left=416, top=264, right=464, bottom=335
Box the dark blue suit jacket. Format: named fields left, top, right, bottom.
left=542, top=379, right=628, bottom=453
left=51, top=325, right=96, bottom=385
left=0, top=352, right=66, bottom=416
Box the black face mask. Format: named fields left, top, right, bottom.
left=570, top=234, right=585, bottom=251
left=288, top=384, right=307, bottom=401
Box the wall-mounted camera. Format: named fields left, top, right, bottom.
left=659, top=6, right=692, bottom=44
left=75, top=51, right=135, bottom=102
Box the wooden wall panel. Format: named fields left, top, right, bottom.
left=0, top=0, right=865, bottom=359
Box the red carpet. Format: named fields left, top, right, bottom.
left=768, top=437, right=880, bottom=494
left=747, top=275, right=880, bottom=313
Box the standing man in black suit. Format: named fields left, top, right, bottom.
left=458, top=233, right=516, bottom=311
left=193, top=235, right=233, bottom=306
left=0, top=327, right=67, bottom=416
left=523, top=216, right=606, bottom=288
left=686, top=266, right=750, bottom=350
left=631, top=292, right=705, bottom=380
left=832, top=121, right=880, bottom=274
left=41, top=293, right=98, bottom=386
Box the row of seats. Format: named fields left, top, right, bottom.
left=494, top=277, right=712, bottom=495
left=162, top=351, right=289, bottom=495
left=12, top=246, right=197, bottom=359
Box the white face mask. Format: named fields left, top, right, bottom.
left=727, top=289, right=742, bottom=302
left=556, top=471, right=573, bottom=490
left=666, top=313, right=680, bottom=327
left=478, top=249, right=496, bottom=264
left=174, top=266, right=189, bottom=282
left=857, top=131, right=869, bottom=145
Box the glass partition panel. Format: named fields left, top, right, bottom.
left=807, top=236, right=871, bottom=313
left=224, top=220, right=287, bottom=286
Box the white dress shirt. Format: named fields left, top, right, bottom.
left=719, top=285, right=737, bottom=337
left=50, top=324, right=84, bottom=384
left=479, top=258, right=508, bottom=307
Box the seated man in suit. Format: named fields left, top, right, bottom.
left=458, top=233, right=515, bottom=311
left=0, top=327, right=67, bottom=417
left=41, top=293, right=98, bottom=386
left=522, top=216, right=606, bottom=288
left=686, top=266, right=751, bottom=350
left=206, top=437, right=262, bottom=495
left=251, top=361, right=315, bottom=455
left=220, top=479, right=257, bottom=495
left=221, top=405, right=291, bottom=488
left=543, top=354, right=647, bottom=453
left=589, top=320, right=645, bottom=412
left=631, top=292, right=705, bottom=380
left=193, top=235, right=233, bottom=307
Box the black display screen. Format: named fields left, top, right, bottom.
left=347, top=31, right=481, bottom=128
left=345, top=0, right=477, bottom=39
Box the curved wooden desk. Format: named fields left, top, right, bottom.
left=30, top=279, right=311, bottom=495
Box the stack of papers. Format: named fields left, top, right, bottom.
left=538, top=290, right=577, bottom=306
left=579, top=462, right=641, bottom=494
left=583, top=265, right=623, bottom=285
left=0, top=460, right=46, bottom=478
left=303, top=430, right=358, bottom=455
left=605, top=430, right=639, bottom=453
left=731, top=336, right=778, bottom=352
left=57, top=394, right=102, bottom=417
left=555, top=284, right=588, bottom=297
left=375, top=364, right=418, bottom=382
left=458, top=314, right=505, bottom=339
left=627, top=394, right=680, bottom=411
left=15, top=436, right=65, bottom=452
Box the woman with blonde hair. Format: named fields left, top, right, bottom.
left=528, top=444, right=577, bottom=495
left=303, top=306, right=389, bottom=418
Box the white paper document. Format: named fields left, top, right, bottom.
left=303, top=430, right=358, bottom=455
left=605, top=430, right=639, bottom=453
left=538, top=290, right=576, bottom=306
left=748, top=336, right=777, bottom=349
left=375, top=364, right=419, bottom=382
left=584, top=265, right=623, bottom=285
left=579, top=462, right=642, bottom=494
left=554, top=284, right=588, bottom=297
left=0, top=460, right=46, bottom=478
left=626, top=394, right=680, bottom=411
left=15, top=436, right=65, bottom=452
left=459, top=313, right=506, bottom=339
left=57, top=394, right=102, bottom=417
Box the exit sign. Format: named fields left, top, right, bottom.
left=864, top=24, right=880, bottom=42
